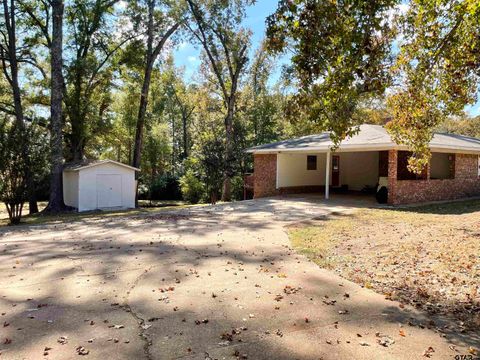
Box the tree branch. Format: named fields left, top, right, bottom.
left=186, top=0, right=229, bottom=104
left=151, top=21, right=182, bottom=60
left=17, top=0, right=52, bottom=47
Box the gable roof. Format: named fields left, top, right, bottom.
left=64, top=159, right=140, bottom=172
left=247, top=124, right=480, bottom=154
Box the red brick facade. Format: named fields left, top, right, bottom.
left=253, top=154, right=279, bottom=198
left=388, top=150, right=480, bottom=205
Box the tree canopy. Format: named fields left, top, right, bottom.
left=0, top=0, right=479, bottom=223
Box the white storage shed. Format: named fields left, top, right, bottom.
left=63, top=160, right=139, bottom=212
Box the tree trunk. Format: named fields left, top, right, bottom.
left=132, top=59, right=153, bottom=160
left=132, top=53, right=154, bottom=206
left=45, top=0, right=66, bottom=213
left=28, top=185, right=38, bottom=214
left=171, top=114, right=176, bottom=173
left=221, top=99, right=235, bottom=201
left=131, top=1, right=180, bottom=206
left=182, top=111, right=188, bottom=158
left=132, top=0, right=155, bottom=173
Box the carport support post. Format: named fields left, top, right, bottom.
left=325, top=150, right=330, bottom=199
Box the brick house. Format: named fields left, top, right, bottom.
left=246, top=124, right=480, bottom=205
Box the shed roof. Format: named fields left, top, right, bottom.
left=64, top=159, right=140, bottom=172
left=247, top=124, right=480, bottom=154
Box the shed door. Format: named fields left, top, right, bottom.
left=96, top=174, right=122, bottom=208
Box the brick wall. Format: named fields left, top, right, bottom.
left=390, top=152, right=480, bottom=205
left=253, top=154, right=279, bottom=198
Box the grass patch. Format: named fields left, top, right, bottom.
left=288, top=199, right=480, bottom=331
left=288, top=216, right=355, bottom=268
left=0, top=200, right=195, bottom=227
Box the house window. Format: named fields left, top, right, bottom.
left=307, top=155, right=317, bottom=170
left=430, top=153, right=455, bottom=180
left=397, top=151, right=427, bottom=180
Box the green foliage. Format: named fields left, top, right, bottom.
left=187, top=0, right=253, bottom=201
left=243, top=43, right=289, bottom=146
left=386, top=0, right=480, bottom=173
left=63, top=0, right=124, bottom=161
left=196, top=135, right=225, bottom=204
left=13, top=0, right=479, bottom=209
left=179, top=169, right=205, bottom=204
left=266, top=0, right=397, bottom=146
left=230, top=175, right=245, bottom=201
left=438, top=115, right=480, bottom=138
left=0, top=123, right=29, bottom=224
left=149, top=174, right=182, bottom=200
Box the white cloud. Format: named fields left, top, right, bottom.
left=187, top=56, right=198, bottom=63
left=178, top=42, right=189, bottom=50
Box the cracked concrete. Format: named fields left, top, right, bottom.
left=121, top=267, right=154, bottom=360
left=0, top=194, right=476, bottom=359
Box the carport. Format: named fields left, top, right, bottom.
left=276, top=150, right=381, bottom=199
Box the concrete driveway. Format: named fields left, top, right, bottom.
left=0, top=195, right=473, bottom=359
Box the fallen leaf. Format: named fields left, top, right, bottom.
left=377, top=336, right=395, bottom=347
left=76, top=346, right=89, bottom=355
left=422, top=346, right=434, bottom=357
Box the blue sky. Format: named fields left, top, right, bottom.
left=173, top=1, right=480, bottom=117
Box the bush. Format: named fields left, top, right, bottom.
left=0, top=124, right=29, bottom=224
left=137, top=183, right=149, bottom=200
left=231, top=175, right=245, bottom=201
left=179, top=170, right=205, bottom=204
left=149, top=174, right=181, bottom=200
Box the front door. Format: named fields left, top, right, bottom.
left=332, top=155, right=340, bottom=187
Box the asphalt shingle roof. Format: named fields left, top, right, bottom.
left=247, top=124, right=480, bottom=153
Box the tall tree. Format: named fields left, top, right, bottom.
left=64, top=0, right=127, bottom=161
left=171, top=82, right=195, bottom=160
left=386, top=0, right=480, bottom=172
left=45, top=0, right=65, bottom=212
left=245, top=43, right=286, bottom=146
left=0, top=0, right=40, bottom=214
left=186, top=0, right=251, bottom=201
left=266, top=0, right=397, bottom=145
left=130, top=0, right=182, bottom=177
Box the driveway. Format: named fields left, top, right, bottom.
left=0, top=195, right=472, bottom=359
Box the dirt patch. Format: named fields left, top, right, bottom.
left=288, top=200, right=480, bottom=332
